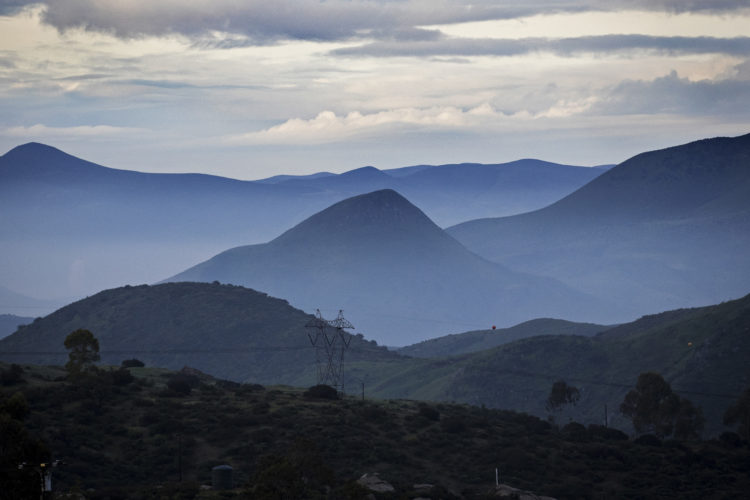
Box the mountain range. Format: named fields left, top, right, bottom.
left=166, top=189, right=620, bottom=345
left=1, top=280, right=747, bottom=436
left=447, top=133, right=750, bottom=317
left=0, top=142, right=603, bottom=303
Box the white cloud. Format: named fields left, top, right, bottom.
left=225, top=100, right=603, bottom=146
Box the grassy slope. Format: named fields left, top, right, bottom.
left=397, top=318, right=609, bottom=358
left=3, top=363, right=750, bottom=500
left=0, top=282, right=397, bottom=385
left=363, top=294, right=750, bottom=436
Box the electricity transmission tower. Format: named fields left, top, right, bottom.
left=305, top=309, right=354, bottom=394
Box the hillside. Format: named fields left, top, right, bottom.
left=362, top=293, right=750, bottom=436
left=448, top=133, right=750, bottom=317
left=0, top=314, right=33, bottom=340
left=0, top=282, right=396, bottom=384
left=166, top=189, right=620, bottom=345
left=397, top=318, right=609, bottom=358
left=2, top=364, right=749, bottom=499
left=0, top=142, right=602, bottom=302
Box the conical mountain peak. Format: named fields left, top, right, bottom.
left=272, top=189, right=444, bottom=247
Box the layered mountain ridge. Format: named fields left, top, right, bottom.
left=167, top=189, right=619, bottom=345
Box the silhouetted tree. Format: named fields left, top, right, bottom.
left=724, top=386, right=750, bottom=440
left=64, top=329, right=100, bottom=375
left=620, top=372, right=703, bottom=439
left=546, top=380, right=581, bottom=412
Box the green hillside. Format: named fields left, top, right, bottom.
left=397, top=318, right=609, bottom=358
left=361, top=293, right=750, bottom=436
left=2, top=364, right=749, bottom=499
left=0, top=282, right=396, bottom=385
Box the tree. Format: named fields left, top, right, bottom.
left=546, top=380, right=581, bottom=412
left=546, top=380, right=581, bottom=423
left=724, top=386, right=750, bottom=440
left=64, top=329, right=100, bottom=375
left=620, top=372, right=703, bottom=439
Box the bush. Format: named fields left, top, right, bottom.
left=167, top=378, right=192, bottom=396
left=587, top=424, right=628, bottom=441
left=418, top=404, right=440, bottom=421
left=121, top=358, right=145, bottom=368
left=109, top=367, right=134, bottom=386
left=634, top=434, right=662, bottom=447
left=440, top=415, right=466, bottom=434
left=304, top=384, right=339, bottom=400
left=0, top=364, right=24, bottom=385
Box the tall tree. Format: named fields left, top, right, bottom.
left=620, top=372, right=703, bottom=439
left=546, top=380, right=581, bottom=412
left=64, top=329, right=100, bottom=375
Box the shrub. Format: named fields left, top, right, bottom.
left=304, top=384, right=339, bottom=400
left=418, top=404, right=440, bottom=421
left=0, top=364, right=24, bottom=385
left=121, top=358, right=145, bottom=368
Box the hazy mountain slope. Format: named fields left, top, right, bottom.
left=0, top=143, right=603, bottom=302
left=447, top=133, right=750, bottom=316
left=0, top=286, right=63, bottom=317
left=167, top=189, right=619, bottom=345
left=363, top=293, right=750, bottom=436
left=397, top=318, right=610, bottom=358
left=0, top=282, right=396, bottom=384
left=0, top=314, right=34, bottom=340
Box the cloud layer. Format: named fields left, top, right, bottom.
left=3, top=1, right=748, bottom=43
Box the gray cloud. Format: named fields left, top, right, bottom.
left=333, top=35, right=750, bottom=58
left=0, top=0, right=36, bottom=15
left=596, top=70, right=750, bottom=116
left=2, top=1, right=746, bottom=44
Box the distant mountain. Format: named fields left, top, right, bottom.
left=448, top=133, right=750, bottom=317
left=0, top=314, right=34, bottom=340
left=276, top=159, right=607, bottom=226
left=167, top=189, right=621, bottom=345
left=0, top=286, right=62, bottom=317
left=0, top=142, right=603, bottom=302
left=363, top=292, right=750, bottom=436
left=397, top=318, right=610, bottom=358
left=0, top=282, right=396, bottom=383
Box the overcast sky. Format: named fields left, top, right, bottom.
left=1, top=0, right=749, bottom=179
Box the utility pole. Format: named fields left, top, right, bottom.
left=604, top=404, right=608, bottom=428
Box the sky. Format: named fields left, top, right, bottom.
left=1, top=0, right=749, bottom=180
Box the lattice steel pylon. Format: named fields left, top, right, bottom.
left=305, top=309, right=354, bottom=394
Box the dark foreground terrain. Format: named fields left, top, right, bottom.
left=2, top=363, right=749, bottom=499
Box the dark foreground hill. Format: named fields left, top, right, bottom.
left=448, top=133, right=750, bottom=318
left=167, top=189, right=619, bottom=345
left=2, top=364, right=749, bottom=499
left=397, top=318, right=609, bottom=358
left=362, top=292, right=750, bottom=437
left=0, top=142, right=602, bottom=304
left=0, top=282, right=396, bottom=384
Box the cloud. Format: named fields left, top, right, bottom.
left=597, top=70, right=750, bottom=116
left=225, top=101, right=602, bottom=146
left=4, top=1, right=747, bottom=44
left=334, top=35, right=750, bottom=58
left=0, top=0, right=35, bottom=15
